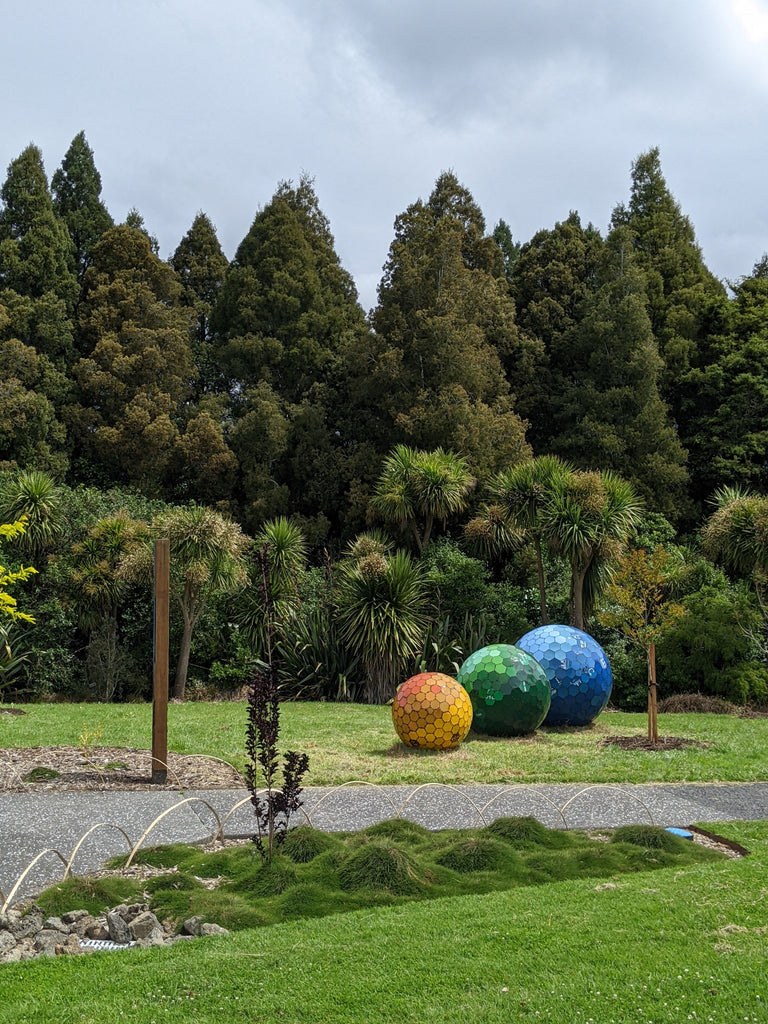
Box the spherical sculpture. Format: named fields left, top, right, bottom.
left=516, top=624, right=613, bottom=727
left=392, top=672, right=473, bottom=750
left=456, top=644, right=551, bottom=737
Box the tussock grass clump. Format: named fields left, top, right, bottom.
left=338, top=841, right=425, bottom=894
left=34, top=876, right=139, bottom=919
left=225, top=855, right=298, bottom=897
left=282, top=825, right=337, bottom=863
left=436, top=837, right=511, bottom=873
left=610, top=824, right=690, bottom=852
left=362, top=818, right=432, bottom=844
left=143, top=873, right=207, bottom=921
left=482, top=816, right=554, bottom=848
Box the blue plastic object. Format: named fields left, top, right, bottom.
left=665, top=827, right=694, bottom=840
left=516, top=624, right=613, bottom=727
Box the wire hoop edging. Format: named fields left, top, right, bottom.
left=62, top=822, right=134, bottom=881
left=123, top=797, right=224, bottom=868
left=475, top=788, right=568, bottom=830
left=215, top=792, right=312, bottom=840
left=307, top=781, right=401, bottom=822
left=1, top=849, right=69, bottom=915
left=395, top=783, right=489, bottom=828
left=558, top=785, right=656, bottom=828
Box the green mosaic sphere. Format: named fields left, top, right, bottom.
left=457, top=643, right=551, bottom=736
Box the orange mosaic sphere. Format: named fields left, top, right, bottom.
left=392, top=672, right=473, bottom=750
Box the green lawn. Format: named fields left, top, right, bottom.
left=1, top=820, right=766, bottom=1023
left=1, top=700, right=766, bottom=785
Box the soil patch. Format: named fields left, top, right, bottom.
left=0, top=746, right=246, bottom=793
left=599, top=735, right=707, bottom=752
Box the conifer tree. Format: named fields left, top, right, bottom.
left=611, top=147, right=724, bottom=402
left=547, top=227, right=689, bottom=518
left=0, top=145, right=77, bottom=308
left=171, top=212, right=228, bottom=351
left=510, top=212, right=602, bottom=444
left=367, top=171, right=532, bottom=479
left=66, top=225, right=194, bottom=490
left=51, top=132, right=114, bottom=283
left=211, top=175, right=371, bottom=531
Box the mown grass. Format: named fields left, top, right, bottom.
left=33, top=819, right=723, bottom=931
left=1, top=820, right=766, bottom=1024
left=1, top=700, right=766, bottom=785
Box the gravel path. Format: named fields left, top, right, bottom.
left=2, top=781, right=767, bottom=907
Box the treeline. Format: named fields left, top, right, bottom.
left=1, top=134, right=767, bottom=707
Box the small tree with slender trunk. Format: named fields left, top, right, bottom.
left=598, top=546, right=684, bottom=743
left=370, top=445, right=475, bottom=554
left=483, top=455, right=572, bottom=623
left=542, top=469, right=643, bottom=631
left=119, top=505, right=250, bottom=699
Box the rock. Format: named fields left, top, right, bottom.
left=43, top=916, right=69, bottom=934
left=199, top=923, right=229, bottom=937
left=118, top=903, right=148, bottom=920
left=63, top=933, right=84, bottom=955
left=61, top=909, right=90, bottom=927
left=70, top=914, right=96, bottom=938
left=136, top=926, right=167, bottom=948
left=34, top=930, right=62, bottom=952
left=0, top=896, right=230, bottom=962
left=10, top=911, right=42, bottom=940
left=129, top=911, right=162, bottom=940
left=106, top=911, right=132, bottom=945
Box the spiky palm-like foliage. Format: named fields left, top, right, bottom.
left=68, top=513, right=148, bottom=631
left=236, top=517, right=308, bottom=658
left=474, top=455, right=572, bottom=621
left=336, top=548, right=429, bottom=704
left=0, top=470, right=63, bottom=564
left=703, top=486, right=768, bottom=615
left=370, top=445, right=475, bottom=553
left=119, top=505, right=250, bottom=699
left=542, top=469, right=643, bottom=630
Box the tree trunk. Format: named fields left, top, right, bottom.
left=173, top=614, right=194, bottom=700
left=534, top=537, right=548, bottom=625
left=647, top=641, right=658, bottom=744
left=570, top=569, right=586, bottom=631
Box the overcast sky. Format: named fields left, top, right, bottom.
left=3, top=0, right=768, bottom=311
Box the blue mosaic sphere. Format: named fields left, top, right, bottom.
left=456, top=644, right=551, bottom=736
left=516, top=624, right=613, bottom=727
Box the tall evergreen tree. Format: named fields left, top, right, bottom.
left=611, top=147, right=724, bottom=401
left=510, top=212, right=602, bottom=440
left=677, top=257, right=768, bottom=502
left=65, top=225, right=194, bottom=491
left=170, top=212, right=228, bottom=352
left=547, top=227, right=689, bottom=517
left=0, top=145, right=77, bottom=308
left=366, top=171, right=532, bottom=480
left=51, top=132, right=114, bottom=283
left=211, top=175, right=371, bottom=532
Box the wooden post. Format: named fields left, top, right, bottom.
left=648, top=641, right=658, bottom=745
left=152, top=538, right=169, bottom=784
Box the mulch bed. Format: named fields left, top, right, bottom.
left=599, top=735, right=707, bottom=752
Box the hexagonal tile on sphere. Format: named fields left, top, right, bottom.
left=392, top=672, right=473, bottom=750
left=456, top=644, right=551, bottom=737
left=516, top=624, right=613, bottom=727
